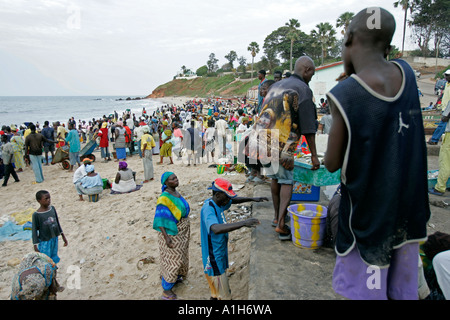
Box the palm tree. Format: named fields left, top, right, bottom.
left=285, top=19, right=301, bottom=72
left=394, top=0, right=413, bottom=55
left=311, top=22, right=337, bottom=66
left=336, top=12, right=354, bottom=35
left=247, top=41, right=260, bottom=80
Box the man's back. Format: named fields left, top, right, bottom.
left=262, top=74, right=317, bottom=136
left=41, top=127, right=54, bottom=146
left=25, top=133, right=44, bottom=155
left=66, top=129, right=81, bottom=152
left=326, top=59, right=430, bottom=266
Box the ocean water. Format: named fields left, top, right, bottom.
left=0, top=96, right=166, bottom=128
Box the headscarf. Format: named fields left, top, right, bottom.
left=102, top=122, right=108, bottom=128
left=161, top=171, right=174, bottom=192
left=119, top=161, right=127, bottom=170
left=85, top=164, right=95, bottom=173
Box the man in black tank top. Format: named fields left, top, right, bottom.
left=324, top=7, right=430, bottom=300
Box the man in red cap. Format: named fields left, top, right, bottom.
left=200, top=178, right=267, bottom=300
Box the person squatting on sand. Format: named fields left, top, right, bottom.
left=74, top=164, right=103, bottom=201
left=10, top=252, right=59, bottom=300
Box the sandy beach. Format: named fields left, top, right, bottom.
left=0, top=96, right=255, bottom=300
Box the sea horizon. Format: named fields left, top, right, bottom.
left=0, top=95, right=165, bottom=129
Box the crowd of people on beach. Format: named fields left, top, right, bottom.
left=0, top=90, right=280, bottom=300
left=0, top=96, right=257, bottom=184
left=2, top=7, right=450, bottom=302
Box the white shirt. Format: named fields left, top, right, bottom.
left=135, top=126, right=145, bottom=140
left=215, top=119, right=228, bottom=136
left=126, top=118, right=134, bottom=130
left=205, top=127, right=216, bottom=141
left=236, top=123, right=248, bottom=134
left=73, top=165, right=87, bottom=184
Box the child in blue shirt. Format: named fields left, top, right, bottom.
left=200, top=178, right=266, bottom=300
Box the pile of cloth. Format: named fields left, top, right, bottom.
left=0, top=208, right=34, bottom=242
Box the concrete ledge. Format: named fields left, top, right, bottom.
left=427, top=144, right=441, bottom=156
left=248, top=183, right=344, bottom=300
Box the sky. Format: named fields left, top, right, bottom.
left=0, top=0, right=418, bottom=96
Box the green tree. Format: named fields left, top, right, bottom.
left=431, top=0, right=450, bottom=61
left=263, top=25, right=310, bottom=66
left=237, top=56, right=247, bottom=75
left=207, top=53, right=219, bottom=73
left=311, top=22, right=337, bottom=66
left=336, top=11, right=354, bottom=35
left=247, top=41, right=260, bottom=79
left=263, top=49, right=281, bottom=74
left=285, top=19, right=301, bottom=72
left=196, top=65, right=208, bottom=77
left=393, top=0, right=414, bottom=54
left=224, top=50, right=238, bottom=69
left=410, top=0, right=450, bottom=58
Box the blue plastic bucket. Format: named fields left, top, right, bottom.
left=287, top=203, right=327, bottom=249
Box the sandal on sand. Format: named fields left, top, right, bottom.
left=275, top=225, right=291, bottom=240
left=275, top=225, right=290, bottom=234
left=161, top=292, right=177, bottom=300
left=429, top=188, right=444, bottom=196
left=279, top=232, right=291, bottom=241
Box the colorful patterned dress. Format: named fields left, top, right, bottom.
left=153, top=191, right=190, bottom=290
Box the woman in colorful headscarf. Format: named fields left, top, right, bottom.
left=111, top=161, right=137, bottom=193
left=153, top=172, right=190, bottom=300
left=114, top=120, right=127, bottom=161
left=158, top=121, right=173, bottom=165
